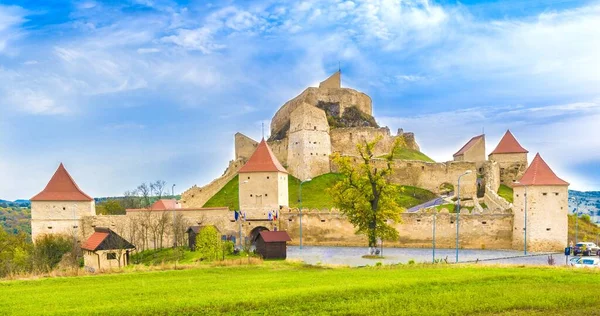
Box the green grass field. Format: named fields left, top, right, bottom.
left=393, top=147, right=436, bottom=162
left=1, top=264, right=599, bottom=315
left=205, top=173, right=437, bottom=210
left=498, top=184, right=514, bottom=203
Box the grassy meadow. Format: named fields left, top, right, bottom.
left=204, top=173, right=436, bottom=210
left=1, top=263, right=599, bottom=315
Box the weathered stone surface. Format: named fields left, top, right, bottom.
left=270, top=87, right=372, bottom=138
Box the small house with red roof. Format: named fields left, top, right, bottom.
left=238, top=139, right=289, bottom=217
left=254, top=231, right=291, bottom=259
left=512, top=153, right=569, bottom=252
left=488, top=130, right=529, bottom=187
left=82, top=227, right=135, bottom=271
left=30, top=163, right=96, bottom=242
left=453, top=134, right=486, bottom=172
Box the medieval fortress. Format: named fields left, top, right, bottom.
left=30, top=72, right=570, bottom=255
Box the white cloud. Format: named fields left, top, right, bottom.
left=0, top=5, right=26, bottom=53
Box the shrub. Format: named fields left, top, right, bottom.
left=33, top=234, right=75, bottom=272
left=580, top=214, right=591, bottom=223
left=196, top=226, right=221, bottom=262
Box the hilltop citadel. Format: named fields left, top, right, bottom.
left=29, top=72, right=570, bottom=267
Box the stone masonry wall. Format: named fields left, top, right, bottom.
left=330, top=158, right=478, bottom=197
left=286, top=103, right=332, bottom=180
left=31, top=200, right=95, bottom=242
left=180, top=159, right=245, bottom=208
left=234, top=133, right=258, bottom=161
left=488, top=153, right=528, bottom=187
left=330, top=127, right=420, bottom=158
left=280, top=210, right=514, bottom=249
left=512, top=185, right=568, bottom=252
left=270, top=87, right=372, bottom=137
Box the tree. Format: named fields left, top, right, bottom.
left=329, top=136, right=405, bottom=249
left=96, top=199, right=126, bottom=215
left=196, top=226, right=221, bottom=261
left=151, top=180, right=167, bottom=199
left=137, top=183, right=151, bottom=207
left=32, top=234, right=74, bottom=273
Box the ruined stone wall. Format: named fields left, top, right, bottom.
left=488, top=153, right=528, bottom=187
left=234, top=133, right=258, bottom=160
left=483, top=186, right=512, bottom=212
left=279, top=210, right=514, bottom=249
left=270, top=87, right=372, bottom=137
left=484, top=160, right=501, bottom=194
left=267, top=138, right=288, bottom=168
left=286, top=103, right=331, bottom=180
left=330, top=158, right=477, bottom=197
left=319, top=71, right=341, bottom=89
left=180, top=159, right=245, bottom=208
left=512, top=185, right=568, bottom=252
left=330, top=127, right=420, bottom=157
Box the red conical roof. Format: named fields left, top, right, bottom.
left=490, top=130, right=528, bottom=155
left=238, top=139, right=287, bottom=173
left=31, top=163, right=93, bottom=201
left=515, top=153, right=569, bottom=186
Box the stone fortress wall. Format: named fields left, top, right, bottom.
left=286, top=103, right=332, bottom=180
left=488, top=153, right=528, bottom=187
left=73, top=206, right=513, bottom=252
left=269, top=86, right=372, bottom=139
left=180, top=159, right=245, bottom=208
left=330, top=127, right=420, bottom=156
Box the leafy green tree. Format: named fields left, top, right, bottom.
left=196, top=226, right=221, bottom=261
left=96, top=199, right=126, bottom=215
left=0, top=227, right=33, bottom=277
left=32, top=234, right=74, bottom=272
left=329, top=136, right=405, bottom=248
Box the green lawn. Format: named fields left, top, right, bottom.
left=393, top=147, right=436, bottom=162
left=1, top=264, right=599, bottom=315
left=205, top=173, right=437, bottom=210
left=203, top=174, right=240, bottom=210
left=498, top=184, right=514, bottom=203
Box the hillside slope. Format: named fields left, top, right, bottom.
left=203, top=173, right=437, bottom=210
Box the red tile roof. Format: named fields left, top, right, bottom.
left=454, top=134, right=484, bottom=157
left=259, top=231, right=291, bottom=242
left=31, top=163, right=93, bottom=201
left=81, top=231, right=109, bottom=251
left=151, top=199, right=179, bottom=210
left=81, top=227, right=135, bottom=251
left=515, top=153, right=569, bottom=186
left=238, top=139, right=287, bottom=173
left=490, top=130, right=528, bottom=155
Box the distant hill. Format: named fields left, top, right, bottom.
left=0, top=199, right=31, bottom=208
left=569, top=190, right=600, bottom=224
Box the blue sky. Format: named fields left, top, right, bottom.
left=1, top=0, right=599, bottom=200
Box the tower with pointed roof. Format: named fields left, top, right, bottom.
left=30, top=163, right=96, bottom=242
left=512, top=153, right=569, bottom=251
left=488, top=130, right=529, bottom=187
left=238, top=139, right=289, bottom=217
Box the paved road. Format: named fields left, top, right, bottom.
left=406, top=197, right=445, bottom=213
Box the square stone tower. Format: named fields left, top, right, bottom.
left=238, top=139, right=289, bottom=218
left=30, top=163, right=96, bottom=242
left=287, top=102, right=332, bottom=180
left=488, top=130, right=529, bottom=187
left=453, top=134, right=486, bottom=172
left=512, top=153, right=569, bottom=252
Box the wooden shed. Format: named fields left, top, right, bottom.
left=81, top=227, right=135, bottom=272
left=254, top=231, right=291, bottom=259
